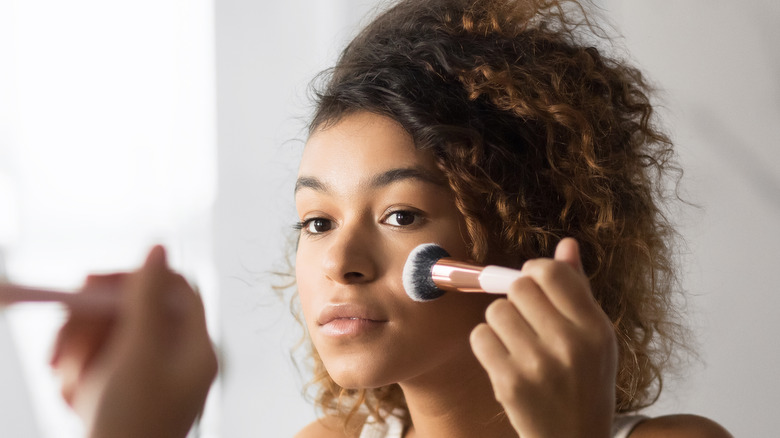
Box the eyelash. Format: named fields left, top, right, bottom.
left=382, top=209, right=424, bottom=228
left=293, top=217, right=333, bottom=235
left=293, top=209, right=425, bottom=236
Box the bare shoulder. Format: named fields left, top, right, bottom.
left=294, top=415, right=366, bottom=438
left=630, top=414, right=732, bottom=438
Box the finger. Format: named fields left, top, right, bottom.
left=123, top=245, right=173, bottom=329
left=554, top=237, right=585, bottom=275
left=470, top=323, right=534, bottom=409
left=80, top=273, right=128, bottom=294
left=502, top=275, right=570, bottom=341
left=50, top=313, right=114, bottom=409
left=520, top=258, right=598, bottom=325
left=470, top=323, right=511, bottom=370
left=122, top=247, right=207, bottom=351
left=53, top=352, right=80, bottom=407
left=482, top=280, right=546, bottom=356
left=50, top=315, right=113, bottom=367
left=51, top=273, right=125, bottom=367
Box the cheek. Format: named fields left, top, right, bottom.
left=295, top=249, right=320, bottom=329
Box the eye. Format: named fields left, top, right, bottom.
left=383, top=210, right=422, bottom=227
left=295, top=218, right=333, bottom=235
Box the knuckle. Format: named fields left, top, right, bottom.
left=581, top=313, right=617, bottom=346
left=552, top=324, right=617, bottom=368
left=557, top=339, right=588, bottom=368
left=520, top=258, right=537, bottom=272
left=491, top=370, right=523, bottom=404
left=522, top=352, right=550, bottom=380
left=548, top=328, right=575, bottom=352
left=539, top=261, right=565, bottom=282
left=506, top=281, right=526, bottom=301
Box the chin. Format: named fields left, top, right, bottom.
left=323, top=357, right=400, bottom=390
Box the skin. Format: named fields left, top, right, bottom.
left=50, top=247, right=217, bottom=438
left=294, top=112, right=732, bottom=438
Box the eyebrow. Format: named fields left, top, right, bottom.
left=294, top=176, right=328, bottom=194
left=294, top=167, right=445, bottom=194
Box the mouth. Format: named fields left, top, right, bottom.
left=317, top=303, right=388, bottom=337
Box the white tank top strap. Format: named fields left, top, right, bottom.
left=612, top=414, right=648, bottom=438
left=358, top=413, right=405, bottom=438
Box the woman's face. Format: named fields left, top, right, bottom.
left=295, top=111, right=495, bottom=389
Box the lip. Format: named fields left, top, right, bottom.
left=317, top=303, right=388, bottom=337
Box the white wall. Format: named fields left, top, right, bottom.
left=602, top=1, right=780, bottom=435
left=213, top=1, right=384, bottom=435
left=0, top=1, right=216, bottom=437
left=0, top=255, right=41, bottom=437
left=0, top=316, right=41, bottom=437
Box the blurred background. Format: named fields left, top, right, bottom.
left=0, top=0, right=777, bottom=436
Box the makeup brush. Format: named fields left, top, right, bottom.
left=402, top=243, right=524, bottom=302
left=0, top=283, right=118, bottom=314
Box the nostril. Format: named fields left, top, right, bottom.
left=344, top=272, right=364, bottom=281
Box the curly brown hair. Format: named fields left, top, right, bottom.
left=302, top=0, right=686, bottom=426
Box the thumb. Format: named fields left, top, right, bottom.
left=554, top=237, right=585, bottom=275
left=124, top=245, right=171, bottom=328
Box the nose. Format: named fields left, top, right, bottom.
left=322, top=221, right=377, bottom=284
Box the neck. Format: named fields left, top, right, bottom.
left=399, top=351, right=516, bottom=438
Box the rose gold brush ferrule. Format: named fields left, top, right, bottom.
left=430, top=258, right=486, bottom=293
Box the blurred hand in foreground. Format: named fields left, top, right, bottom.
left=51, top=246, right=218, bottom=438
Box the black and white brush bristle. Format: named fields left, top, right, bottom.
left=402, top=243, right=450, bottom=302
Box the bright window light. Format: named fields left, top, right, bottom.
left=0, top=1, right=217, bottom=437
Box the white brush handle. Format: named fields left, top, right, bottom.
left=477, top=265, right=524, bottom=293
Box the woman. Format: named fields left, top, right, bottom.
left=292, top=0, right=730, bottom=435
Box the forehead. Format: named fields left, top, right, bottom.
left=298, top=112, right=440, bottom=180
